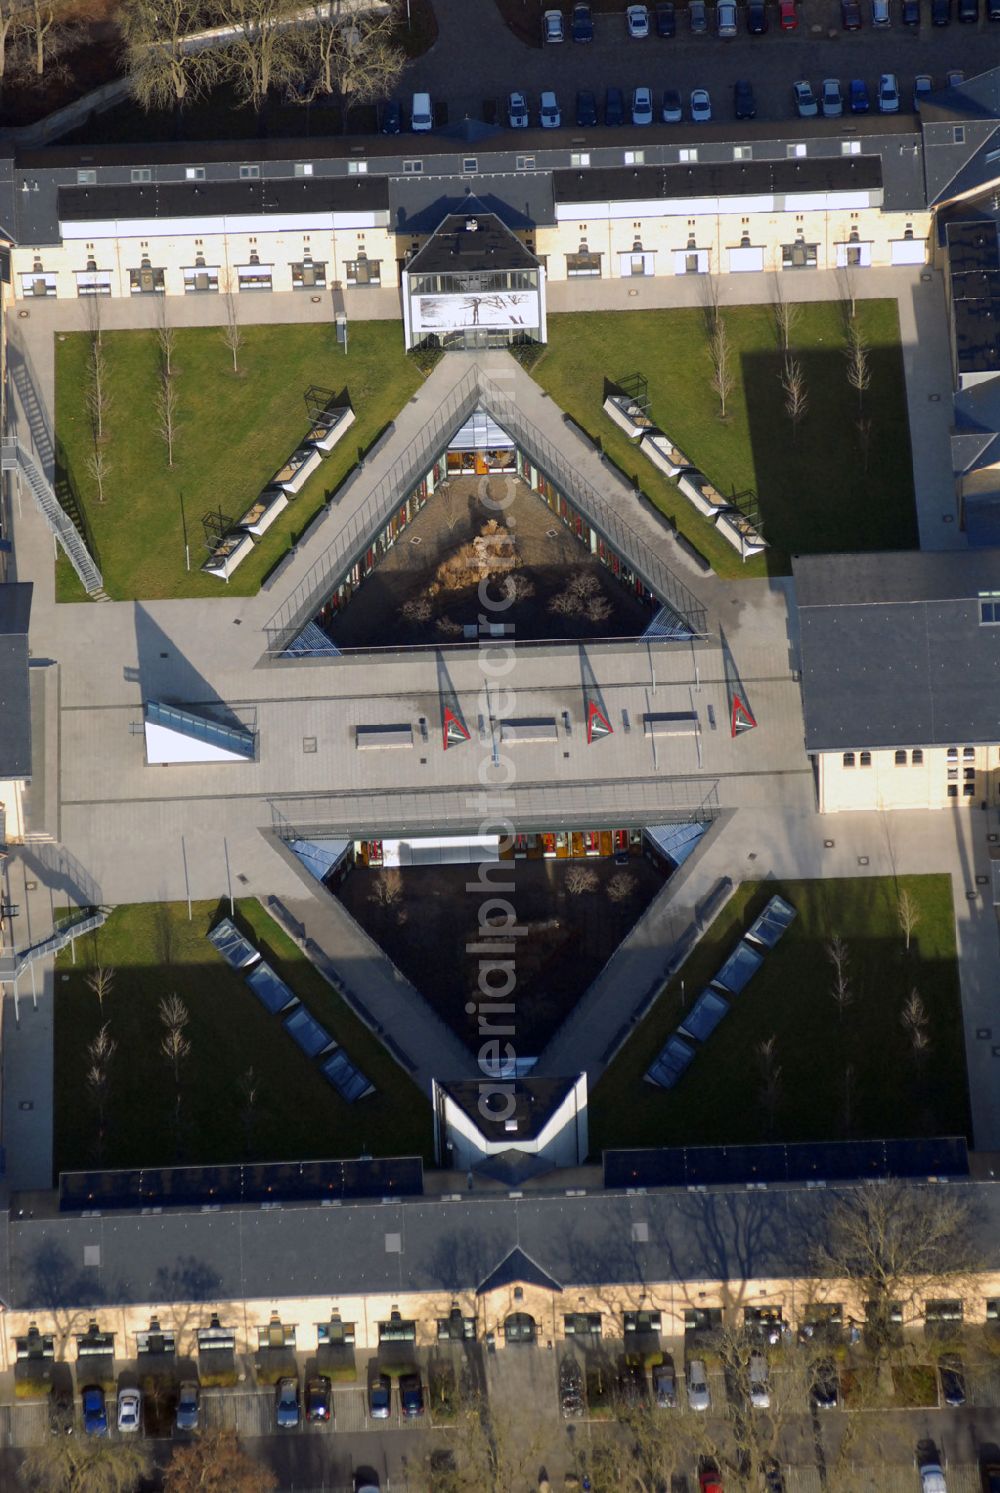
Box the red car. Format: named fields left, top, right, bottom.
left=699, top=1468, right=724, bottom=1492
left=779, top=0, right=798, bottom=23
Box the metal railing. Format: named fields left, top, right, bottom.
left=1, top=438, right=103, bottom=595
left=264, top=368, right=709, bottom=654
left=0, top=906, right=108, bottom=986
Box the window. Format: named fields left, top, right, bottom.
left=257, top=1320, right=296, bottom=1350
left=182, top=265, right=219, bottom=293
left=566, top=251, right=602, bottom=277
left=912, top=749, right=923, bottom=765
left=462, top=157, right=478, bottom=173
left=965, top=767, right=976, bottom=781
left=988, top=1299, right=1000, bottom=1322
left=403, top=159, right=423, bottom=174
left=679, top=147, right=698, bottom=163
left=437, top=1311, right=476, bottom=1341
left=964, top=783, right=976, bottom=796
left=185, top=167, right=206, bottom=181
left=683, top=1307, right=721, bottom=1333
left=947, top=747, right=958, bottom=761
left=859, top=751, right=872, bottom=767
left=624, top=149, right=645, bottom=164
left=131, top=168, right=152, bottom=183
left=787, top=143, right=807, bottom=158
left=895, top=750, right=907, bottom=766
left=344, top=257, right=381, bottom=286
left=76, top=169, right=96, bottom=184
left=294, top=162, right=313, bottom=176
left=317, top=1318, right=355, bottom=1345
left=925, top=1300, right=964, bottom=1324
left=948, top=768, right=958, bottom=781
left=236, top=264, right=273, bottom=291
left=516, top=155, right=535, bottom=170
left=239, top=164, right=260, bottom=179
left=291, top=260, right=327, bottom=290
left=348, top=160, right=368, bottom=174
left=733, top=145, right=752, bottom=160
left=841, top=140, right=861, bottom=155
left=948, top=785, right=959, bottom=798
left=845, top=245, right=862, bottom=267
left=964, top=747, right=975, bottom=759
left=954, top=126, right=965, bottom=144
left=625, top=1310, right=662, bottom=1333
left=570, top=152, right=591, bottom=167
left=843, top=752, right=855, bottom=768
left=197, top=1318, right=236, bottom=1355
left=564, top=1312, right=602, bottom=1337
left=782, top=242, right=818, bottom=269
left=378, top=1312, right=416, bottom=1343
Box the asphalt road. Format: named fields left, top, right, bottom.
left=402, top=0, right=998, bottom=129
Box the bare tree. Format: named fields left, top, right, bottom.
left=239, top=1065, right=260, bottom=1155
left=846, top=326, right=871, bottom=414
left=897, top=887, right=920, bottom=953
left=25, top=0, right=74, bottom=79
left=120, top=0, right=221, bottom=117
left=756, top=1034, right=782, bottom=1136
left=85, top=963, right=115, bottom=1017
left=21, top=1433, right=152, bottom=1493
left=161, top=1023, right=192, bottom=1087
left=709, top=316, right=735, bottom=420
left=163, top=1428, right=276, bottom=1492
left=770, top=271, right=800, bottom=353
left=220, top=272, right=243, bottom=374
left=156, top=290, right=176, bottom=378
left=157, top=371, right=179, bottom=468
left=565, top=864, right=599, bottom=895
left=159, top=992, right=190, bottom=1035
left=287, top=2, right=404, bottom=124
left=839, top=261, right=858, bottom=323
left=699, top=268, right=723, bottom=337
left=901, top=987, right=930, bottom=1060
left=442, top=1386, right=543, bottom=1493
left=369, top=868, right=403, bottom=906
left=813, top=1180, right=977, bottom=1359
left=781, top=354, right=808, bottom=438
left=827, top=934, right=852, bottom=1022
left=607, top=871, right=637, bottom=903
left=85, top=1021, right=116, bottom=1164
left=216, top=0, right=301, bottom=119
left=84, top=444, right=112, bottom=504
left=0, top=0, right=30, bottom=102
left=85, top=295, right=111, bottom=444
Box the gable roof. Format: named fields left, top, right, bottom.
left=476, top=1246, right=563, bottom=1296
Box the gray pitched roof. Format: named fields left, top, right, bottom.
left=794, top=552, right=1000, bottom=752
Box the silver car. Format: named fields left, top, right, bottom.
left=821, top=78, right=844, bottom=116
left=687, top=1358, right=710, bottom=1410
left=507, top=91, right=529, bottom=128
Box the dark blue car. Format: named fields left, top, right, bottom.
left=82, top=1386, right=107, bottom=1437
left=849, top=78, right=871, bottom=112
left=605, top=87, right=625, bottom=126
left=576, top=89, right=598, bottom=127
left=380, top=99, right=401, bottom=134
left=572, top=2, right=594, bottom=38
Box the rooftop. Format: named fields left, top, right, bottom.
left=405, top=211, right=540, bottom=275
left=0, top=582, right=32, bottom=781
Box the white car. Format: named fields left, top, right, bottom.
left=871, top=0, right=891, bottom=20
left=626, top=3, right=650, bottom=35
left=690, top=87, right=712, bottom=122
left=631, top=86, right=654, bottom=125
left=749, top=1350, right=770, bottom=1409
left=687, top=1359, right=710, bottom=1410
left=878, top=71, right=900, bottom=112
left=540, top=90, right=561, bottom=128
left=717, top=0, right=738, bottom=31
left=821, top=78, right=843, bottom=116
left=913, top=73, right=933, bottom=109
left=117, top=1387, right=142, bottom=1433
left=793, top=79, right=818, bottom=117
left=507, top=91, right=529, bottom=128
left=543, top=8, right=564, bottom=40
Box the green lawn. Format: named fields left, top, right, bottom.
left=54, top=321, right=421, bottom=601
left=589, top=875, right=969, bottom=1154
left=53, top=899, right=434, bottom=1178
left=533, top=302, right=917, bottom=578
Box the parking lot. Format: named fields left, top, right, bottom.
left=404, top=0, right=997, bottom=129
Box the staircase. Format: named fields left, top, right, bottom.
left=0, top=438, right=104, bottom=597
left=0, top=905, right=110, bottom=985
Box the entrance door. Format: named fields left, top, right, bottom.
left=503, top=1312, right=537, bottom=1344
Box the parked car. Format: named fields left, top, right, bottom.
left=793, top=79, right=818, bottom=116
left=507, top=91, right=529, bottom=128
left=821, top=77, right=844, bottom=116
left=117, top=1387, right=142, bottom=1434
left=878, top=71, right=900, bottom=111
left=779, top=0, right=799, bottom=25
left=811, top=1359, right=839, bottom=1409
left=627, top=3, right=650, bottom=34
left=540, top=89, right=561, bottom=127
left=871, top=0, right=891, bottom=22
left=841, top=0, right=863, bottom=25
left=749, top=1350, right=771, bottom=1408
left=931, top=0, right=950, bottom=21
left=306, top=1376, right=332, bottom=1423
left=275, top=1377, right=300, bottom=1429
left=380, top=99, right=401, bottom=134
left=690, top=87, right=712, bottom=121
left=687, top=1358, right=711, bottom=1410
left=175, top=1381, right=200, bottom=1432
left=990, top=0, right=1000, bottom=20
left=652, top=1357, right=677, bottom=1406
left=656, top=1, right=677, bottom=34
left=662, top=87, right=683, bottom=121
left=368, top=1374, right=391, bottom=1419
left=689, top=0, right=708, bottom=29
left=920, top=1453, right=948, bottom=1493
left=48, top=1383, right=74, bottom=1436
left=981, top=1457, right=1000, bottom=1493
left=947, top=67, right=965, bottom=85
left=748, top=0, right=769, bottom=28
left=631, top=85, right=654, bottom=124
left=763, top=1460, right=786, bottom=1493
left=939, top=1354, right=966, bottom=1407
left=355, top=1471, right=381, bottom=1493
left=605, top=86, right=625, bottom=125
left=576, top=89, right=598, bottom=126
left=543, top=8, right=564, bottom=40
left=850, top=77, right=871, bottom=111
left=699, top=1460, right=724, bottom=1492
left=717, top=0, right=738, bottom=31
left=903, top=0, right=921, bottom=19
left=914, top=73, right=934, bottom=108
left=959, top=0, right=978, bottom=19
left=410, top=91, right=433, bottom=132
left=734, top=79, right=756, bottom=117
left=572, top=1, right=594, bottom=38
left=559, top=1357, right=585, bottom=1417
left=400, top=1373, right=424, bottom=1418
left=81, top=1386, right=108, bottom=1437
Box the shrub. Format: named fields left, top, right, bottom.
left=409, top=340, right=443, bottom=375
